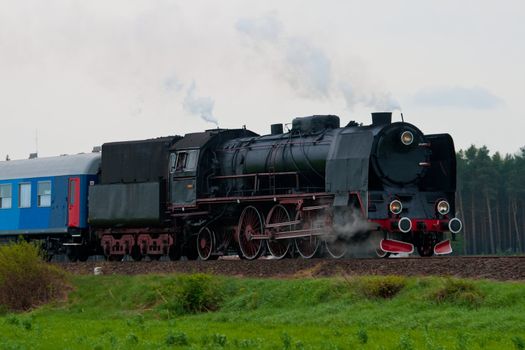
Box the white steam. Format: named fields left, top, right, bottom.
left=182, top=81, right=218, bottom=127
left=317, top=207, right=383, bottom=258
left=236, top=13, right=401, bottom=111
left=339, top=82, right=401, bottom=112
left=328, top=208, right=376, bottom=242
left=235, top=13, right=283, bottom=42
left=283, top=38, right=332, bottom=97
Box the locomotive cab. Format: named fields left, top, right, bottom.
left=169, top=129, right=259, bottom=209
left=170, top=149, right=199, bottom=207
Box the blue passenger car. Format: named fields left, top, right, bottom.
left=0, top=153, right=100, bottom=240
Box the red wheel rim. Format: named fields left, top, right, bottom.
left=237, top=206, right=264, bottom=260
left=266, top=205, right=291, bottom=259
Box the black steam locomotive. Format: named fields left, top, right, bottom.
left=86, top=111, right=462, bottom=261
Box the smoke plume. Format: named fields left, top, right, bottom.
left=236, top=13, right=401, bottom=111
left=339, top=82, right=401, bottom=111
left=182, top=81, right=218, bottom=126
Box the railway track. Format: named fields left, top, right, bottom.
left=57, top=256, right=525, bottom=281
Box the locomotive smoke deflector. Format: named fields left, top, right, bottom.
left=371, top=112, right=392, bottom=126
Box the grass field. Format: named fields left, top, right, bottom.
left=1, top=273, right=524, bottom=350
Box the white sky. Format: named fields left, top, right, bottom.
left=1, top=0, right=524, bottom=160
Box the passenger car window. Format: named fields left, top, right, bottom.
left=0, top=184, right=12, bottom=209
left=38, top=181, right=51, bottom=207
left=19, top=183, right=31, bottom=208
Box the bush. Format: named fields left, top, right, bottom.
left=212, top=333, right=227, bottom=347
left=165, top=331, right=189, bottom=346
left=431, top=278, right=484, bottom=307
left=166, top=274, right=223, bottom=315
left=182, top=274, right=221, bottom=312
left=358, top=276, right=407, bottom=299
left=126, top=333, right=139, bottom=345
left=0, top=241, right=70, bottom=311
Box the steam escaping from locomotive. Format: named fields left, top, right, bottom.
left=339, top=82, right=402, bottom=112
left=236, top=13, right=401, bottom=111
left=330, top=209, right=376, bottom=241
left=183, top=81, right=218, bottom=126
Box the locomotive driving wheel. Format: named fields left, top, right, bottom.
left=266, top=204, right=292, bottom=259
left=236, top=206, right=264, bottom=260
left=197, top=227, right=218, bottom=261
left=325, top=238, right=347, bottom=259
left=294, top=211, right=320, bottom=259
left=323, top=211, right=347, bottom=259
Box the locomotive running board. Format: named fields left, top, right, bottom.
left=434, top=239, right=453, bottom=255
left=380, top=239, right=414, bottom=254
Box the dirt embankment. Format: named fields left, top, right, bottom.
left=58, top=256, right=525, bottom=281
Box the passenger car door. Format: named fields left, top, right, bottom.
left=68, top=177, right=80, bottom=227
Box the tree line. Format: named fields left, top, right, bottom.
left=456, top=145, right=525, bottom=255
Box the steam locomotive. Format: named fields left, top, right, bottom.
left=0, top=112, right=462, bottom=260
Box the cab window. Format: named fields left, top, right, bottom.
left=169, top=153, right=177, bottom=174
left=175, top=150, right=198, bottom=172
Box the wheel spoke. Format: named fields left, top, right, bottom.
left=237, top=206, right=264, bottom=260
left=197, top=227, right=215, bottom=260
left=266, top=205, right=291, bottom=259
left=325, top=239, right=347, bottom=259
left=294, top=211, right=320, bottom=259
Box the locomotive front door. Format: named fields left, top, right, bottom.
left=170, top=150, right=198, bottom=207
left=68, top=177, right=80, bottom=227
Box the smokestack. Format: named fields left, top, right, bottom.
left=271, top=124, right=284, bottom=135
left=371, top=112, right=392, bottom=126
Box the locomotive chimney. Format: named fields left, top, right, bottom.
left=271, top=123, right=284, bottom=135
left=371, top=112, right=392, bottom=126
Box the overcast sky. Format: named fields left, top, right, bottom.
left=1, top=0, right=523, bottom=160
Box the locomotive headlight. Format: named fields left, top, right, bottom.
left=437, top=200, right=450, bottom=215
left=389, top=200, right=403, bottom=215
left=401, top=131, right=414, bottom=146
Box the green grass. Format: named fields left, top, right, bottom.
left=1, top=273, right=525, bottom=349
